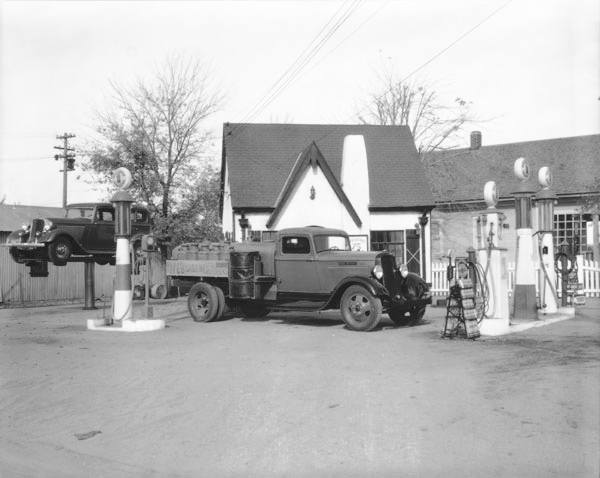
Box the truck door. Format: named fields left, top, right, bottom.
left=276, top=234, right=322, bottom=293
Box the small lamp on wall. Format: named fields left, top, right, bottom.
left=310, top=186, right=316, bottom=200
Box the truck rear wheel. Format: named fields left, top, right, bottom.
left=188, top=283, right=220, bottom=322
left=214, top=286, right=226, bottom=321
left=340, top=285, right=382, bottom=331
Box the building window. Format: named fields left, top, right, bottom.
left=554, top=213, right=589, bottom=255
left=249, top=230, right=277, bottom=242
left=370, top=230, right=405, bottom=266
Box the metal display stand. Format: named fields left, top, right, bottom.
left=442, top=278, right=481, bottom=339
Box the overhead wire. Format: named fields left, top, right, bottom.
left=351, top=0, right=514, bottom=125
left=227, top=0, right=514, bottom=171
left=229, top=0, right=364, bottom=138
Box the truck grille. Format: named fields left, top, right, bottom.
left=380, top=253, right=399, bottom=297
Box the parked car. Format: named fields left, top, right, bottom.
left=5, top=203, right=151, bottom=266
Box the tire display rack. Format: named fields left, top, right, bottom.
left=442, top=278, right=481, bottom=339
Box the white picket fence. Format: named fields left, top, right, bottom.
left=430, top=256, right=600, bottom=298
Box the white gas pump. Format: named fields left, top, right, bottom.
left=535, top=167, right=558, bottom=314
left=477, top=181, right=510, bottom=335
left=88, top=167, right=164, bottom=333
left=511, top=158, right=538, bottom=321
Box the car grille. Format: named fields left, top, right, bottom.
left=28, top=219, right=44, bottom=242
left=380, top=253, right=399, bottom=297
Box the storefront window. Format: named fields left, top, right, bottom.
left=554, top=213, right=589, bottom=255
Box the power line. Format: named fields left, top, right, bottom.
left=227, top=0, right=515, bottom=172
left=0, top=156, right=54, bottom=162
left=352, top=0, right=515, bottom=124
left=230, top=0, right=364, bottom=138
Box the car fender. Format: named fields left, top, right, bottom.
left=323, top=275, right=390, bottom=310
left=41, top=230, right=82, bottom=251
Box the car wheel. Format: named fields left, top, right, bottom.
left=340, top=285, right=382, bottom=331
left=388, top=309, right=412, bottom=327
left=95, top=255, right=112, bottom=266
left=240, top=303, right=270, bottom=318
left=48, top=236, right=72, bottom=265
left=187, top=283, right=220, bottom=322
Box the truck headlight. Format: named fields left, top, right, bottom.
left=371, top=264, right=384, bottom=280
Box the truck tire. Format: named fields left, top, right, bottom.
left=214, top=286, right=226, bottom=321
left=340, top=285, right=382, bottom=331
left=388, top=309, right=411, bottom=327
left=410, top=306, right=426, bottom=325
left=188, top=283, right=220, bottom=322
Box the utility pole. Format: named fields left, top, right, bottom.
left=54, top=133, right=76, bottom=208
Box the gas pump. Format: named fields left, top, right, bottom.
left=476, top=181, right=510, bottom=335
left=535, top=167, right=559, bottom=314
left=511, top=158, right=538, bottom=321
left=88, top=167, right=165, bottom=332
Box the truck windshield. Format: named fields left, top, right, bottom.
left=314, top=234, right=351, bottom=252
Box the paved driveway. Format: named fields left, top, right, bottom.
left=1, top=300, right=598, bottom=477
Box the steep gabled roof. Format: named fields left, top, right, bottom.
left=222, top=123, right=435, bottom=211
left=266, top=141, right=361, bottom=229
left=422, top=134, right=600, bottom=204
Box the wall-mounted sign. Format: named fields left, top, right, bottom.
left=349, top=235, right=368, bottom=252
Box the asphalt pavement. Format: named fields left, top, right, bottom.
left=1, top=298, right=598, bottom=477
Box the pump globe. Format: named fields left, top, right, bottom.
left=538, top=166, right=552, bottom=188
left=484, top=181, right=498, bottom=208
left=514, top=157, right=530, bottom=181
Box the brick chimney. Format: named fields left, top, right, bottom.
left=470, top=131, right=482, bottom=150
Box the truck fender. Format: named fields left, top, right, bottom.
left=323, top=275, right=390, bottom=310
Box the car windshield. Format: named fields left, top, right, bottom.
left=314, top=234, right=351, bottom=252
left=65, top=207, right=94, bottom=219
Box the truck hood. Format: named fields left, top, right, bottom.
left=317, top=250, right=381, bottom=262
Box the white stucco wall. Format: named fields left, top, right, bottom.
left=221, top=163, right=233, bottom=235
left=271, top=162, right=355, bottom=230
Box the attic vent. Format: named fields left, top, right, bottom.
left=470, top=131, right=482, bottom=150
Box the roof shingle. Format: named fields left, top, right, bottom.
left=422, top=134, right=600, bottom=203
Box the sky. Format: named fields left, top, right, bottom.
left=0, top=0, right=598, bottom=208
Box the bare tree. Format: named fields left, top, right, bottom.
left=84, top=55, right=225, bottom=244
left=356, top=65, right=481, bottom=153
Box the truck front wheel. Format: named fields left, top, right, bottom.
left=340, top=285, right=382, bottom=331
left=188, top=283, right=220, bottom=322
